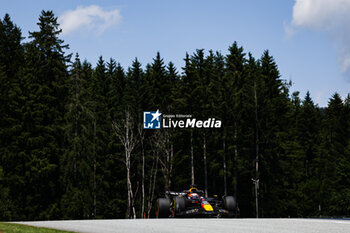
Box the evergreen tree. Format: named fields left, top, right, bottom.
left=258, top=50, right=290, bottom=217
left=224, top=42, right=254, bottom=211
left=0, top=13, right=24, bottom=220
left=20, top=10, right=70, bottom=219
left=104, top=58, right=128, bottom=218
left=123, top=58, right=145, bottom=115
left=318, top=93, right=348, bottom=215
left=89, top=56, right=111, bottom=218
left=149, top=52, right=169, bottom=110
left=295, top=92, right=322, bottom=216
left=60, top=54, right=94, bottom=219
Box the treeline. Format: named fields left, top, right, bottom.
left=1, top=11, right=350, bottom=220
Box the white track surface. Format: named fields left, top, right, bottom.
left=15, top=218, right=350, bottom=233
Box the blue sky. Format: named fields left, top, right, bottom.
left=1, top=0, right=349, bottom=107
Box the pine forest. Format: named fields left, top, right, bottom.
left=1, top=11, right=350, bottom=220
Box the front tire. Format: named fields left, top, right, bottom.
left=156, top=198, right=171, bottom=218
left=174, top=197, right=186, bottom=216
left=223, top=196, right=236, bottom=211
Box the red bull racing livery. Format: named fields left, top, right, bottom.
left=156, top=185, right=239, bottom=218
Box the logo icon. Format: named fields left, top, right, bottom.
left=143, top=110, right=162, bottom=129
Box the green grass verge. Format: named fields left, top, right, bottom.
left=0, top=222, right=75, bottom=233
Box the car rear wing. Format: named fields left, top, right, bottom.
left=165, top=191, right=187, bottom=197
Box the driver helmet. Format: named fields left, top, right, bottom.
left=188, top=184, right=199, bottom=198
left=189, top=192, right=199, bottom=198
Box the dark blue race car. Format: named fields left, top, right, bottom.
left=156, top=185, right=239, bottom=218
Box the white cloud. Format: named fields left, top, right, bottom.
left=283, top=21, right=296, bottom=39
left=58, top=5, right=121, bottom=36
left=288, top=0, right=350, bottom=76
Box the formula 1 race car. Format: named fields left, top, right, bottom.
left=156, top=185, right=239, bottom=218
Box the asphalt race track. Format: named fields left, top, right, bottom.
left=15, top=218, right=350, bottom=233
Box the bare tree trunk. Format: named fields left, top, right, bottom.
left=112, top=110, right=138, bottom=219
left=138, top=127, right=145, bottom=218
left=223, top=137, right=227, bottom=196
left=253, top=79, right=259, bottom=218
left=169, top=143, right=173, bottom=189
left=147, top=152, right=158, bottom=218
left=147, top=155, right=155, bottom=218
left=191, top=130, right=194, bottom=185
left=151, top=153, right=159, bottom=208
left=163, top=173, right=169, bottom=192
left=234, top=122, right=238, bottom=198
left=74, top=68, right=78, bottom=177
left=126, top=149, right=132, bottom=218
left=141, top=144, right=145, bottom=218
left=164, top=135, right=170, bottom=192
left=155, top=130, right=173, bottom=192
left=93, top=120, right=97, bottom=218
left=126, top=148, right=136, bottom=219
left=203, top=133, right=208, bottom=197
left=130, top=176, right=136, bottom=219
left=74, top=89, right=78, bottom=180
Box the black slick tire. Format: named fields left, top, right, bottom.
left=156, top=198, right=171, bottom=218
left=223, top=196, right=236, bottom=212
left=174, top=197, right=186, bottom=216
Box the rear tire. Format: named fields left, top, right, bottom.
left=156, top=198, right=171, bottom=218
left=223, top=196, right=236, bottom=212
